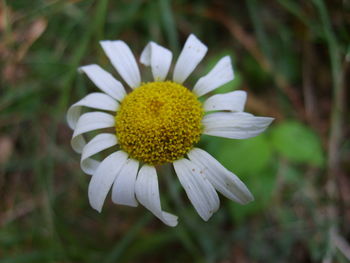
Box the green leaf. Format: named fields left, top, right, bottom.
left=228, top=169, right=276, bottom=223
left=200, top=50, right=243, bottom=94
left=200, top=134, right=276, bottom=222
left=203, top=134, right=272, bottom=176
left=270, top=121, right=324, bottom=166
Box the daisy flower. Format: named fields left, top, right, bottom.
left=67, top=34, right=274, bottom=227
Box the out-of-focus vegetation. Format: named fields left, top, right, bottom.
left=0, top=0, right=349, bottom=262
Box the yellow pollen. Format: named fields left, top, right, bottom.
left=115, top=81, right=203, bottom=165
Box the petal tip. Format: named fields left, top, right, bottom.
left=77, top=65, right=88, bottom=73
left=99, top=40, right=110, bottom=45
left=239, top=191, right=255, bottom=205
left=99, top=40, right=110, bottom=49
left=168, top=221, right=179, bottom=227
left=200, top=213, right=212, bottom=222
left=89, top=199, right=103, bottom=213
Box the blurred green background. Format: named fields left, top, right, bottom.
left=1, top=0, right=349, bottom=262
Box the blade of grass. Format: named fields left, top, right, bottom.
left=277, top=0, right=319, bottom=34
left=310, top=0, right=345, bottom=262
left=163, top=168, right=202, bottom=260
left=37, top=0, right=110, bottom=261
left=107, top=0, right=143, bottom=38
left=158, top=0, right=179, bottom=54
left=0, top=250, right=56, bottom=263
left=246, top=0, right=272, bottom=62
left=121, top=229, right=177, bottom=262
left=57, top=0, right=109, bottom=114
left=102, top=214, right=152, bottom=263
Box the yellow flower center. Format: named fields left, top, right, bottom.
left=115, top=81, right=203, bottom=165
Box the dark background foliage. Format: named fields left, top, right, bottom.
left=0, top=0, right=349, bottom=262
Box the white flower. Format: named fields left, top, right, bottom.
left=67, top=34, right=274, bottom=227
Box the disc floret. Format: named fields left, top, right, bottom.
left=115, top=81, right=203, bottom=165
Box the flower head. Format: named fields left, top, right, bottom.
left=67, top=34, right=274, bottom=227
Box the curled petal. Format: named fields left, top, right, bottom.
left=202, top=112, right=274, bottom=139
left=188, top=148, right=254, bottom=204
left=100, top=40, right=141, bottom=89
left=173, top=158, right=219, bottom=221
left=140, top=42, right=172, bottom=81
left=71, top=112, right=115, bottom=153
left=135, top=165, right=178, bottom=227
left=204, top=90, right=246, bottom=112
left=67, top=92, right=118, bottom=130
left=88, top=151, right=128, bottom=212
left=79, top=64, right=126, bottom=101
left=81, top=133, right=117, bottom=175
left=193, top=56, right=234, bottom=97
left=112, top=158, right=139, bottom=207
left=173, top=34, right=207, bottom=84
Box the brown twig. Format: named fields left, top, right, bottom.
left=302, top=38, right=319, bottom=127
left=202, top=8, right=306, bottom=120
left=1, top=199, right=37, bottom=226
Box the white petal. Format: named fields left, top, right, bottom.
left=112, top=158, right=139, bottom=207
left=67, top=92, right=118, bottom=130
left=193, top=56, right=234, bottom=97
left=188, top=148, right=254, bottom=204
left=140, top=42, right=172, bottom=81
left=173, top=34, right=208, bottom=84
left=135, top=165, right=178, bottom=227
left=81, top=133, right=117, bottom=175
left=79, top=64, right=126, bottom=101
left=204, top=90, right=247, bottom=112
left=88, top=151, right=128, bottom=212
left=173, top=158, right=220, bottom=221
left=100, top=40, right=141, bottom=89
left=202, top=112, right=274, bottom=139
left=71, top=112, right=115, bottom=153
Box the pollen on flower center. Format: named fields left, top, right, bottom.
left=115, top=81, right=203, bottom=165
